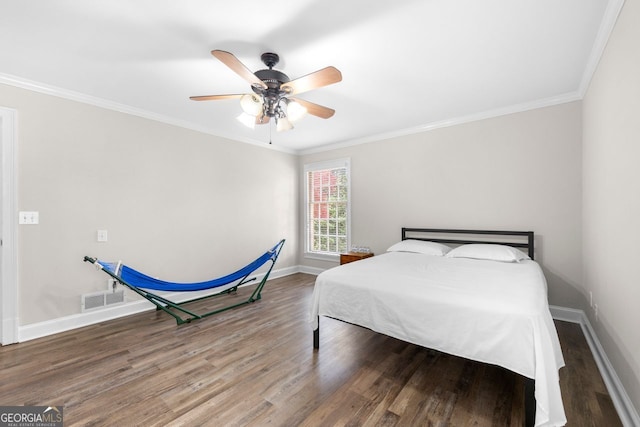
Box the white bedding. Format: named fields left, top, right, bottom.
left=310, top=251, right=566, bottom=427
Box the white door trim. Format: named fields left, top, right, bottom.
left=1, top=107, right=18, bottom=345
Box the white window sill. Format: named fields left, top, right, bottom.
left=304, top=252, right=340, bottom=262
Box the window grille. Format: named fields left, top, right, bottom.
left=304, top=159, right=350, bottom=256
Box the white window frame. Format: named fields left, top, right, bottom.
left=303, top=158, right=351, bottom=261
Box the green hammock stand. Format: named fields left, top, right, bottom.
left=84, top=239, right=285, bottom=325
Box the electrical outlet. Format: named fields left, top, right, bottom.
left=589, top=291, right=593, bottom=307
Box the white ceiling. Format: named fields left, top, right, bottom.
left=0, top=0, right=622, bottom=153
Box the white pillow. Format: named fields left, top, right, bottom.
left=445, top=244, right=530, bottom=263
left=387, top=239, right=451, bottom=256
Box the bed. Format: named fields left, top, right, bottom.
left=310, top=228, right=566, bottom=427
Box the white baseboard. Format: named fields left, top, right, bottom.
left=18, top=265, right=300, bottom=343
left=298, top=265, right=325, bottom=276
left=550, top=306, right=640, bottom=427
left=1, top=315, right=19, bottom=345
left=19, top=299, right=152, bottom=342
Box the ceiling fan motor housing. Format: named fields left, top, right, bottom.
left=252, top=53, right=291, bottom=118
left=253, top=69, right=290, bottom=89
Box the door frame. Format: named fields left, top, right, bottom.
left=1, top=107, right=18, bottom=345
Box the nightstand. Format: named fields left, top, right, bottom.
left=340, top=252, right=374, bottom=265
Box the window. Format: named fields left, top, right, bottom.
left=304, top=159, right=350, bottom=258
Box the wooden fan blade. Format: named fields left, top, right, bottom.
left=211, top=50, right=268, bottom=90
left=290, top=98, right=335, bottom=119
left=189, top=94, right=243, bottom=101
left=281, top=66, right=342, bottom=95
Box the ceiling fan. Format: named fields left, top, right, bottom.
left=190, top=50, right=342, bottom=132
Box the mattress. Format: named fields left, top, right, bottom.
left=310, top=251, right=566, bottom=427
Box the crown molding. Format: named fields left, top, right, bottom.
left=298, top=92, right=582, bottom=155
left=0, top=72, right=296, bottom=155
left=578, top=0, right=626, bottom=98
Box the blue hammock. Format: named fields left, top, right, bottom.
left=84, top=239, right=285, bottom=324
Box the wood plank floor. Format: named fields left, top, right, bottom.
left=0, top=273, right=622, bottom=426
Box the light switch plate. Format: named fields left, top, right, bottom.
left=18, top=211, right=39, bottom=224
left=97, top=230, right=108, bottom=242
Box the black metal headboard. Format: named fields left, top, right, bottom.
left=401, top=228, right=535, bottom=260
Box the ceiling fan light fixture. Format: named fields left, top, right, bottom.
left=236, top=111, right=257, bottom=129
left=239, top=93, right=263, bottom=116
left=276, top=116, right=293, bottom=132
left=286, top=100, right=307, bottom=123
left=191, top=50, right=342, bottom=139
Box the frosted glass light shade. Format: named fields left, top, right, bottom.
left=239, top=94, right=263, bottom=116
left=287, top=100, right=307, bottom=122
left=276, top=116, right=293, bottom=132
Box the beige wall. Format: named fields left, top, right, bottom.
left=0, top=83, right=299, bottom=325
left=583, top=0, right=640, bottom=411
left=300, top=102, right=584, bottom=308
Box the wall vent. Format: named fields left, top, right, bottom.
left=105, top=290, right=125, bottom=305
left=82, top=290, right=125, bottom=312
